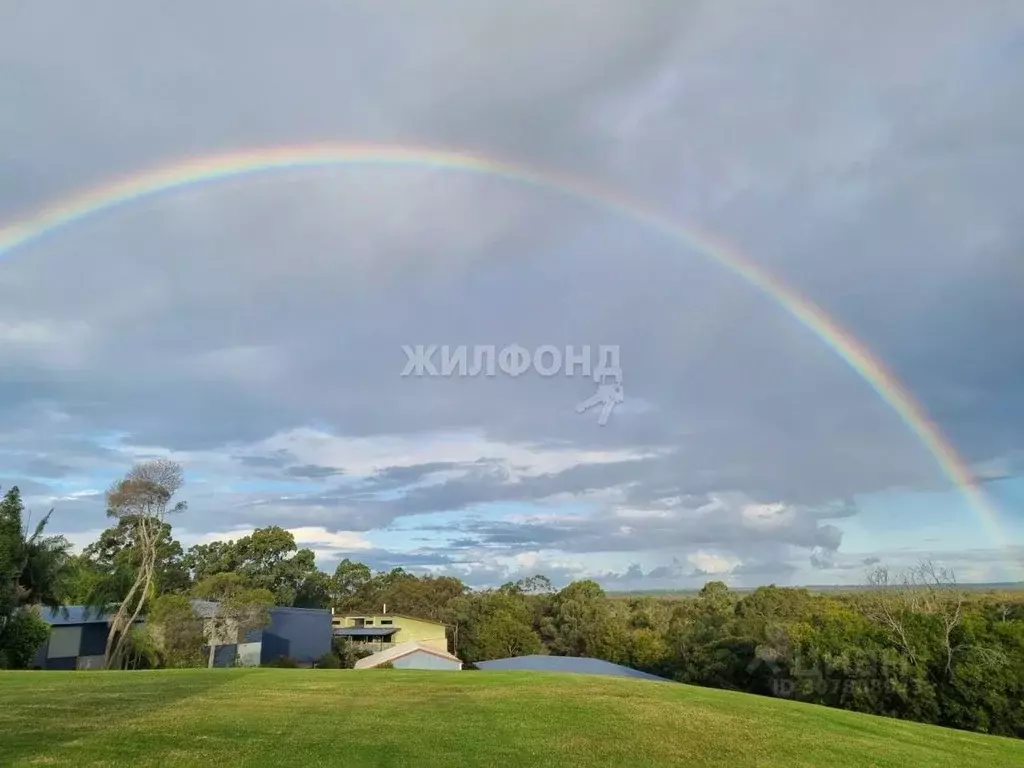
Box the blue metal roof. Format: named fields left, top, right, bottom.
left=39, top=606, right=114, bottom=626
left=333, top=627, right=399, bottom=637
left=474, top=655, right=672, bottom=682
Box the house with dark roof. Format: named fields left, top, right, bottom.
left=31, top=602, right=332, bottom=669
left=190, top=600, right=333, bottom=667
left=31, top=606, right=141, bottom=670
left=474, top=654, right=673, bottom=682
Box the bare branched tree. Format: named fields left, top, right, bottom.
left=862, top=559, right=965, bottom=674
left=913, top=560, right=965, bottom=675
left=103, top=459, right=187, bottom=668
left=862, top=565, right=919, bottom=665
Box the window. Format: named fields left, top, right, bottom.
left=380, top=619, right=393, bottom=625
left=365, top=620, right=374, bottom=625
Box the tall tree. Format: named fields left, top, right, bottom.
left=330, top=558, right=373, bottom=611
left=184, top=526, right=319, bottom=606
left=543, top=580, right=628, bottom=662
left=0, top=487, right=70, bottom=668
left=0, top=487, right=23, bottom=629
left=103, top=460, right=187, bottom=668
left=0, top=487, right=71, bottom=613
left=83, top=516, right=190, bottom=597
left=145, top=594, right=206, bottom=668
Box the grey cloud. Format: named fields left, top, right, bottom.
left=1, top=1, right=1021, bottom=588
left=285, top=464, right=345, bottom=479
left=235, top=452, right=293, bottom=469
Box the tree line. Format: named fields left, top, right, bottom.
left=1, top=459, right=1022, bottom=739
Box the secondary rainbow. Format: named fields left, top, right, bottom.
left=0, top=142, right=1009, bottom=555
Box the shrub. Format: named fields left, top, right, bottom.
left=263, top=655, right=299, bottom=668
left=315, top=652, right=341, bottom=669
left=332, top=638, right=377, bottom=669
left=0, top=610, right=51, bottom=669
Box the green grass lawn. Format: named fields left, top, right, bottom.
left=1, top=669, right=1022, bottom=767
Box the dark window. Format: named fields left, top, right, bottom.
left=365, top=620, right=374, bottom=625
left=380, top=620, right=393, bottom=625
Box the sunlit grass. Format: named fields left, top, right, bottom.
left=1, top=669, right=1022, bottom=767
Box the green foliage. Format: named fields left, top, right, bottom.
left=191, top=571, right=250, bottom=601
left=263, top=655, right=299, bottom=668
left=331, top=637, right=375, bottom=669
left=185, top=526, right=320, bottom=607
left=146, top=594, right=206, bottom=668
left=315, top=651, right=341, bottom=669
left=0, top=609, right=51, bottom=669
left=0, top=487, right=26, bottom=626
left=450, top=588, right=542, bottom=662
left=82, top=516, right=190, bottom=598
left=119, top=625, right=162, bottom=670
left=330, top=558, right=373, bottom=611
left=0, top=487, right=70, bottom=666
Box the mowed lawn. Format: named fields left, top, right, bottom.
left=2, top=669, right=1023, bottom=767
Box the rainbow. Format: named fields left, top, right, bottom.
left=0, top=142, right=1010, bottom=558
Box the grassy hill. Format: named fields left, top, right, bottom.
left=2, top=669, right=1022, bottom=767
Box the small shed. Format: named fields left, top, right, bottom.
left=354, top=641, right=462, bottom=670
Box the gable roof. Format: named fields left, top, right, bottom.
left=474, top=655, right=671, bottom=682
left=354, top=641, right=462, bottom=669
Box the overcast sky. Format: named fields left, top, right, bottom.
left=1, top=1, right=1022, bottom=590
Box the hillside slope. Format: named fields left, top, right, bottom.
left=1, top=669, right=1022, bottom=767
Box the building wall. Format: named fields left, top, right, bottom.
left=40, top=624, right=109, bottom=669
left=211, top=643, right=238, bottom=667
left=336, top=614, right=448, bottom=652
left=259, top=607, right=332, bottom=665
left=236, top=641, right=262, bottom=667
left=79, top=624, right=108, bottom=657
left=391, top=650, right=461, bottom=671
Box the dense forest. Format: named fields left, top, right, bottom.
left=2, top=461, right=1023, bottom=739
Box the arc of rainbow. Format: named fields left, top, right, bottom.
left=0, top=142, right=1010, bottom=559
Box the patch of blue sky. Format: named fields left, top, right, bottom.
left=843, top=487, right=996, bottom=553
left=369, top=500, right=603, bottom=552
left=841, top=482, right=1024, bottom=582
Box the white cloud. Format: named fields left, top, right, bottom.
left=687, top=550, right=741, bottom=575
left=741, top=502, right=797, bottom=531
left=253, top=427, right=656, bottom=478
left=1, top=0, right=1021, bottom=589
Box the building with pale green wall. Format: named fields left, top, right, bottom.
left=332, top=610, right=449, bottom=652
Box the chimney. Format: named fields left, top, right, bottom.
left=383, top=603, right=387, bottom=614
